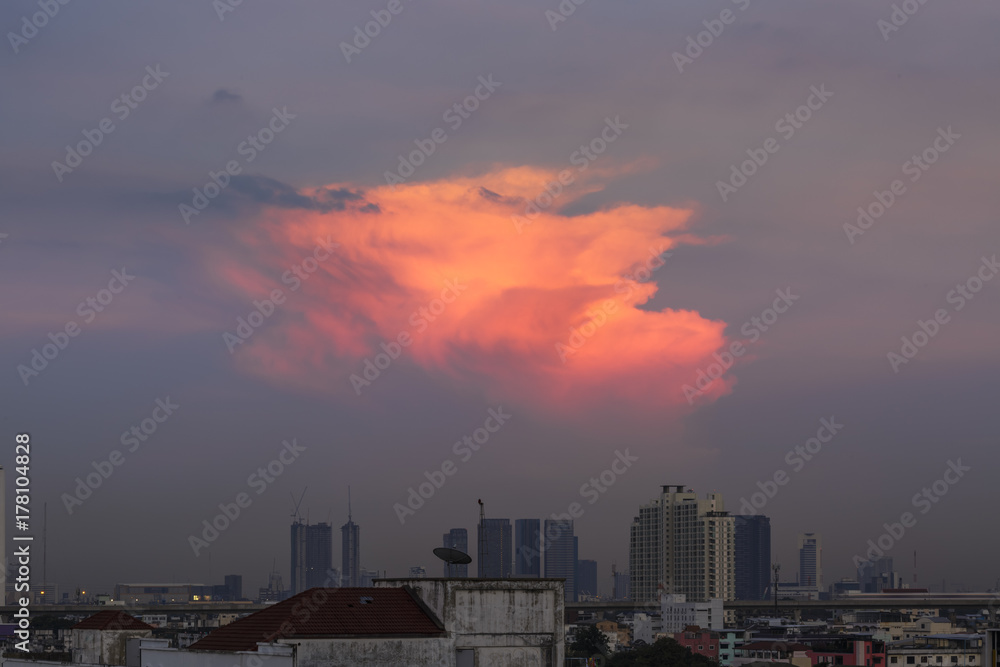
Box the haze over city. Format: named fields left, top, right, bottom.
left=1, top=0, right=998, bottom=601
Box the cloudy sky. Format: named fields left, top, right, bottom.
left=2, top=0, right=998, bottom=597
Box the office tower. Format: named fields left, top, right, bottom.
left=576, top=559, right=598, bottom=599
left=477, top=518, right=512, bottom=578
left=628, top=485, right=735, bottom=604
left=514, top=519, right=541, bottom=577
left=613, top=570, right=631, bottom=601
left=341, top=494, right=360, bottom=587
left=858, top=556, right=898, bottom=593
left=442, top=528, right=469, bottom=577
left=224, top=574, right=242, bottom=600
left=543, top=519, right=577, bottom=602
left=291, top=521, right=333, bottom=594
left=735, top=515, right=771, bottom=600
left=798, top=533, right=822, bottom=590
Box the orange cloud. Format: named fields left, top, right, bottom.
left=217, top=165, right=736, bottom=418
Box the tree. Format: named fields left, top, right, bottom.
left=607, top=636, right=719, bottom=667
left=571, top=624, right=611, bottom=657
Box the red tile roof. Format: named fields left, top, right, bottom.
left=188, top=588, right=445, bottom=652
left=73, top=611, right=154, bottom=631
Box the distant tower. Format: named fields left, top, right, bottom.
left=341, top=488, right=360, bottom=587
left=477, top=518, right=512, bottom=578
left=442, top=529, right=469, bottom=577
left=543, top=519, right=577, bottom=601
left=735, top=515, right=772, bottom=600
left=798, top=533, right=822, bottom=591
left=514, top=519, right=541, bottom=577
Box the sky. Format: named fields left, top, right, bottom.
left=1, top=0, right=998, bottom=598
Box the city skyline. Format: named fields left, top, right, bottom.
left=3, top=0, right=998, bottom=601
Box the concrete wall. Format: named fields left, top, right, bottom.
left=376, top=578, right=564, bottom=666
left=290, top=637, right=450, bottom=667
left=141, top=642, right=293, bottom=667
left=74, top=629, right=152, bottom=666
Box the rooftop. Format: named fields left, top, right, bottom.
left=72, top=611, right=155, bottom=631
left=188, top=587, right=445, bottom=652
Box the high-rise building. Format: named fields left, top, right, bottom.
left=291, top=521, right=333, bottom=594
left=798, top=533, right=822, bottom=591
left=514, top=519, right=541, bottom=577
left=543, top=519, right=577, bottom=602
left=442, top=528, right=469, bottom=577
left=576, top=559, right=598, bottom=599
left=341, top=504, right=360, bottom=588
left=224, top=574, right=243, bottom=601
left=477, top=518, right=512, bottom=578
left=735, top=515, right=771, bottom=600
left=628, top=485, right=735, bottom=604
left=858, top=556, right=899, bottom=593
left=613, top=569, right=631, bottom=601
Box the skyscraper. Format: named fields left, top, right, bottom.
left=858, top=556, right=899, bottom=593
left=576, top=559, right=598, bottom=599
left=291, top=521, right=332, bottom=594
left=543, top=519, right=577, bottom=602
left=798, top=532, right=822, bottom=590
left=514, top=519, right=541, bottom=577
left=341, top=492, right=360, bottom=587
left=442, top=528, right=469, bottom=577
left=629, top=485, right=735, bottom=604
left=735, top=515, right=771, bottom=600
left=477, top=518, right=512, bottom=578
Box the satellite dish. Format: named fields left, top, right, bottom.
left=434, top=547, right=472, bottom=577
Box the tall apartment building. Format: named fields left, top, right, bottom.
left=478, top=518, right=512, bottom=578
left=291, top=521, right=333, bottom=594
left=798, top=532, right=822, bottom=591
left=735, top=515, right=771, bottom=600
left=442, top=528, right=469, bottom=577
left=543, top=519, right=577, bottom=602
left=514, top=519, right=541, bottom=577
left=628, top=485, right=735, bottom=604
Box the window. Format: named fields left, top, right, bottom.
left=921, top=658, right=928, bottom=663
left=951, top=658, right=958, bottom=664
left=937, top=659, right=943, bottom=663
left=698, top=646, right=704, bottom=650
left=908, top=657, right=916, bottom=664
left=710, top=646, right=715, bottom=650
left=891, top=657, right=898, bottom=664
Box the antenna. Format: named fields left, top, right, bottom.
left=477, top=499, right=487, bottom=577
left=291, top=488, right=307, bottom=524
left=433, top=547, right=472, bottom=578
left=772, top=563, right=781, bottom=617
